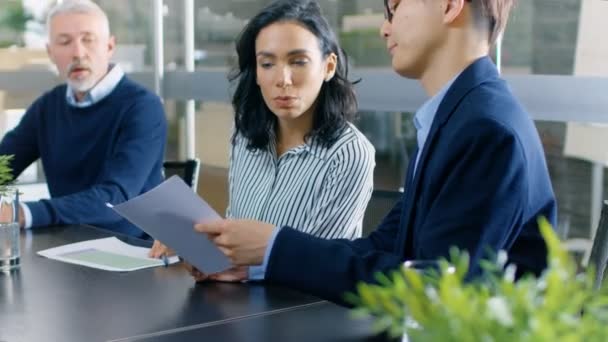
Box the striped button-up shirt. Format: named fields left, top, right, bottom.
left=227, top=123, right=375, bottom=240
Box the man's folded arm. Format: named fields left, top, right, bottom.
left=0, top=101, right=41, bottom=178
left=27, top=97, right=167, bottom=227
left=266, top=226, right=404, bottom=306
left=346, top=195, right=404, bottom=253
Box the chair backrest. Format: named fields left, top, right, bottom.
left=362, top=189, right=403, bottom=237
left=589, top=200, right=608, bottom=290
left=162, top=159, right=201, bottom=190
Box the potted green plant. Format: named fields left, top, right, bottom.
left=346, top=218, right=608, bottom=341
left=0, top=155, right=15, bottom=193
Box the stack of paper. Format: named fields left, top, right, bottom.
left=38, top=237, right=180, bottom=272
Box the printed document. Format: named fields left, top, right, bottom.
left=37, top=237, right=180, bottom=272
left=109, top=176, right=231, bottom=274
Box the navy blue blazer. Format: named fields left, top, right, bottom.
left=266, top=57, right=557, bottom=305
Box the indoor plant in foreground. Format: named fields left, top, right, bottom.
left=346, top=218, right=608, bottom=341
left=0, top=155, right=15, bottom=193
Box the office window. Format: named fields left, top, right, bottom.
left=2, top=0, right=606, bottom=241
left=503, top=0, right=608, bottom=240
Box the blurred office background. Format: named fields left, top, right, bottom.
left=1, top=0, right=607, bottom=256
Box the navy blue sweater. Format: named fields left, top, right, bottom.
left=0, top=77, right=167, bottom=238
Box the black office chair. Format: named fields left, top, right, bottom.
left=589, top=200, right=608, bottom=290
left=162, top=158, right=201, bottom=190
left=362, top=189, right=403, bottom=237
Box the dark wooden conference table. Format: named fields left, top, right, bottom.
left=0, top=225, right=386, bottom=342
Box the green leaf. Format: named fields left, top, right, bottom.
left=0, top=154, right=15, bottom=196
left=347, top=216, right=608, bottom=340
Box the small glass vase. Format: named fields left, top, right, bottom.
left=0, top=187, right=20, bottom=271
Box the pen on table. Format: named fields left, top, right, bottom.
left=161, top=254, right=169, bottom=267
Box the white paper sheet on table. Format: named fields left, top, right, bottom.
left=108, top=175, right=231, bottom=274
left=37, top=237, right=180, bottom=272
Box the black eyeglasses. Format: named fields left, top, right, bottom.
left=383, top=0, right=472, bottom=23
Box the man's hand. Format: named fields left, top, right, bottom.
left=194, top=219, right=275, bottom=266
left=148, top=240, right=175, bottom=258
left=209, top=266, right=248, bottom=282
left=0, top=203, right=24, bottom=228
left=183, top=261, right=209, bottom=282
left=182, top=262, right=248, bottom=283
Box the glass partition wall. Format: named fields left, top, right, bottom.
left=1, top=0, right=606, bottom=256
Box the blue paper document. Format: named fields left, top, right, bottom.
left=109, top=176, right=231, bottom=273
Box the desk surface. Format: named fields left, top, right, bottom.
left=131, top=302, right=388, bottom=342
left=0, top=226, right=330, bottom=342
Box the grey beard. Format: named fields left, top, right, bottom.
left=67, top=77, right=96, bottom=93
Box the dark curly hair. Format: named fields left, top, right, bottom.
left=229, top=0, right=358, bottom=150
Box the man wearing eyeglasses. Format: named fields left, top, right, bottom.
left=192, top=0, right=557, bottom=305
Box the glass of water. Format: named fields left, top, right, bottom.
left=0, top=187, right=20, bottom=271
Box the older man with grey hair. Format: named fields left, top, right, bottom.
left=0, top=0, right=167, bottom=238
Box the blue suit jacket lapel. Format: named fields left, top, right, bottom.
left=395, top=56, right=500, bottom=258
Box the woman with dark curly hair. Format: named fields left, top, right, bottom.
left=150, top=0, right=374, bottom=260
left=226, top=0, right=375, bottom=241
